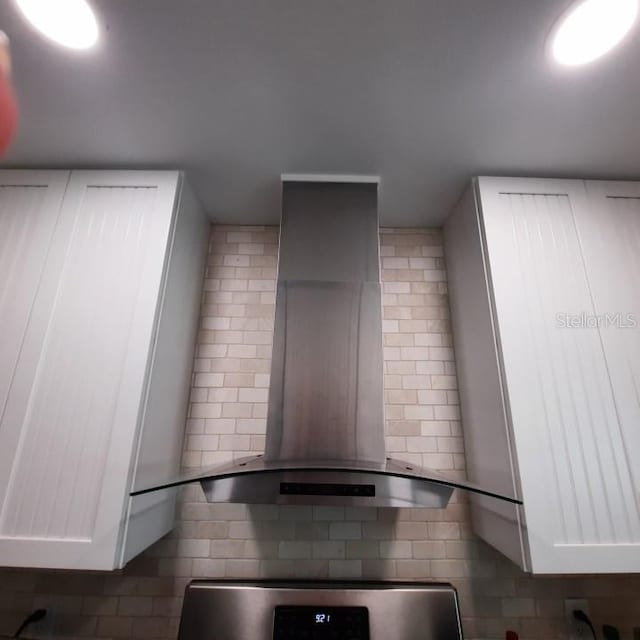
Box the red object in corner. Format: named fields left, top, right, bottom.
left=506, top=631, right=519, bottom=640
left=0, top=72, right=17, bottom=155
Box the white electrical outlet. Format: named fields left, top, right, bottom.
left=565, top=599, right=591, bottom=640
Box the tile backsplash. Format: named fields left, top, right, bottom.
left=1, top=225, right=638, bottom=640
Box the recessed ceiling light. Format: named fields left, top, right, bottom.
left=15, top=0, right=99, bottom=50
left=550, top=0, right=638, bottom=66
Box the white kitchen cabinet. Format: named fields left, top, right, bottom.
left=0, top=170, right=208, bottom=570
left=575, top=181, right=640, bottom=507
left=444, top=177, right=640, bottom=574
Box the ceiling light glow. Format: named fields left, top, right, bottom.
left=15, top=0, right=99, bottom=50
left=550, top=0, right=638, bottom=66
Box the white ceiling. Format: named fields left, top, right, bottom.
left=1, top=0, right=640, bottom=225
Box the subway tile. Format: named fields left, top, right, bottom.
left=192, top=359, right=211, bottom=373
left=428, top=522, right=461, bottom=540
left=186, top=435, right=219, bottom=451
left=312, top=541, right=346, bottom=560
left=329, top=522, right=362, bottom=540
left=346, top=541, right=380, bottom=559
left=396, top=560, right=431, bottom=578
left=434, top=405, right=461, bottom=420
left=345, top=507, right=378, bottom=521
left=226, top=232, right=253, bottom=243
left=176, top=539, right=210, bottom=558
left=382, top=257, right=410, bottom=269
left=202, top=317, right=231, bottom=330
left=278, top=541, right=312, bottom=559
left=430, top=559, right=467, bottom=578
left=225, top=559, right=260, bottom=578
left=394, top=521, right=429, bottom=539
left=362, top=521, right=395, bottom=540
left=295, top=522, right=329, bottom=539
left=417, top=389, right=448, bottom=404
left=437, top=437, right=464, bottom=453
left=406, top=436, right=438, bottom=453
left=431, top=375, right=457, bottom=389
left=404, top=405, right=434, bottom=420
left=384, top=333, right=414, bottom=347
left=401, top=374, right=430, bottom=389
left=383, top=281, right=411, bottom=294
left=421, top=420, right=451, bottom=436
left=208, top=388, right=239, bottom=403
left=386, top=361, right=416, bottom=375
left=193, top=373, right=224, bottom=388
left=81, top=596, right=119, bottom=616
left=209, top=540, right=247, bottom=558
left=221, top=404, right=253, bottom=419
left=328, top=560, right=362, bottom=579
left=385, top=389, right=417, bottom=404
left=96, top=616, right=134, bottom=638
left=412, top=541, right=447, bottom=559
left=312, top=506, right=345, bottom=521
left=279, top=505, right=313, bottom=521
left=502, top=597, right=536, bottom=618
left=384, top=374, right=403, bottom=389
left=238, top=388, right=269, bottom=403
left=117, top=596, right=153, bottom=617
left=422, top=452, right=455, bottom=469
left=223, top=373, right=255, bottom=387
left=195, top=522, right=229, bottom=539
left=191, top=559, right=226, bottom=578
left=236, top=418, right=266, bottom=434
left=219, top=434, right=251, bottom=450
left=415, top=361, right=445, bottom=374
left=379, top=541, right=412, bottom=559
left=387, top=420, right=421, bottom=436
left=228, top=344, right=257, bottom=358
left=385, top=436, right=407, bottom=452
left=400, top=346, right=430, bottom=360
left=239, top=243, right=265, bottom=255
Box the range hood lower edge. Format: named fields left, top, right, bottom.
left=131, top=455, right=522, bottom=508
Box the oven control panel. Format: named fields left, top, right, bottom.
left=273, top=606, right=369, bottom=640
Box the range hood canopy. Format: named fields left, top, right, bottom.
left=134, top=176, right=521, bottom=509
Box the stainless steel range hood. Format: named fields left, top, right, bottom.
left=133, top=176, right=521, bottom=508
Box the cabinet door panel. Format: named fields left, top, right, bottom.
left=0, top=171, right=179, bottom=569
left=0, top=172, right=69, bottom=441
left=579, top=181, right=640, bottom=507
left=478, top=177, right=640, bottom=573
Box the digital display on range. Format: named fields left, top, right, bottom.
left=273, top=606, right=369, bottom=640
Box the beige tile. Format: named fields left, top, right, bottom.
left=328, top=560, right=362, bottom=578
left=379, top=541, right=412, bottom=559
left=312, top=541, right=346, bottom=559
left=209, top=540, right=247, bottom=558
left=329, top=522, right=362, bottom=540
left=117, top=596, right=153, bottom=617
left=278, top=541, right=312, bottom=559
left=413, top=540, right=447, bottom=559
left=191, top=559, right=226, bottom=577
left=345, top=541, right=380, bottom=559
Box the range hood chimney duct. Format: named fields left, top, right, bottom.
left=265, top=178, right=385, bottom=466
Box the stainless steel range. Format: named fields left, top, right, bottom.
left=178, top=580, right=463, bottom=640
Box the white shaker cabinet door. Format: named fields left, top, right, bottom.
left=478, top=177, right=640, bottom=573
left=577, top=181, right=640, bottom=520
left=0, top=171, right=180, bottom=569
